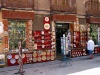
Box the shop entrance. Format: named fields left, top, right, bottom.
left=56, top=23, right=69, bottom=59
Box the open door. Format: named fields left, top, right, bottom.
left=56, top=23, right=69, bottom=59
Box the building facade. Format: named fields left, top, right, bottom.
left=0, top=0, right=100, bottom=67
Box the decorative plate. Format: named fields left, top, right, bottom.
left=33, top=53, right=37, bottom=57
left=7, top=54, right=12, bottom=59
left=10, top=58, right=16, bottom=64
left=34, top=44, right=37, bottom=49
left=41, top=31, right=44, bottom=34
left=33, top=58, right=37, bottom=62
left=22, top=54, right=25, bottom=58
left=47, top=56, right=50, bottom=60
left=45, top=17, right=49, bottom=22
left=38, top=57, right=41, bottom=61
left=52, top=32, right=55, bottom=36
left=42, top=45, right=45, bottom=48
left=47, top=52, right=50, bottom=55
left=42, top=40, right=44, bottom=43
left=42, top=52, right=46, bottom=55
left=42, top=36, right=44, bottom=39
left=51, top=52, right=54, bottom=56
left=44, top=23, right=50, bottom=30
left=38, top=53, right=41, bottom=57
left=52, top=26, right=55, bottom=30
left=52, top=36, right=55, bottom=39
left=51, top=56, right=55, bottom=60
left=42, top=56, right=46, bottom=61
left=15, top=55, right=19, bottom=59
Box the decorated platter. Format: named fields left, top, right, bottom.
left=10, top=58, right=16, bottom=64
left=42, top=56, right=46, bottom=61
left=44, top=23, right=50, bottom=30
left=44, top=17, right=49, bottom=22
left=7, top=54, right=12, bottom=59
left=15, top=55, right=19, bottom=59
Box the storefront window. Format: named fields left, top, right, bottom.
left=90, top=24, right=98, bottom=45
left=8, top=20, right=26, bottom=50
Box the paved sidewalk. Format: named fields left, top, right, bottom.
left=0, top=54, right=100, bottom=75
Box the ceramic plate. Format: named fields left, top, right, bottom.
left=15, top=55, right=19, bottom=59
left=33, top=58, right=37, bottom=62
left=51, top=56, right=54, bottom=60
left=51, top=52, right=54, bottom=56
left=47, top=56, right=50, bottom=60
left=38, top=57, right=41, bottom=61
left=45, top=17, right=49, bottom=22
left=7, top=54, right=12, bottom=59
left=42, top=56, right=46, bottom=60
left=44, top=23, right=50, bottom=30
left=10, top=58, right=16, bottom=64
left=22, top=54, right=25, bottom=58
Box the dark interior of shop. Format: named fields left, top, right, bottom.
left=56, top=23, right=69, bottom=59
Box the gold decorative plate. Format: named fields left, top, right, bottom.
left=42, top=56, right=46, bottom=61
left=51, top=56, right=55, bottom=60
left=44, top=23, right=50, bottom=30
left=33, top=58, right=37, bottom=62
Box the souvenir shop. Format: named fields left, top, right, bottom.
left=86, top=17, right=100, bottom=53
left=0, top=10, right=100, bottom=67
left=0, top=10, right=56, bottom=67
left=0, top=9, right=34, bottom=67
left=53, top=14, right=100, bottom=58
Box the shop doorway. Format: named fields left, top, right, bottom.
left=56, top=23, right=69, bottom=59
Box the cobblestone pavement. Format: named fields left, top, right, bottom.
left=0, top=54, right=100, bottom=75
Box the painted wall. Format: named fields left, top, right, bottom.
left=34, top=0, right=50, bottom=14
left=76, top=0, right=86, bottom=15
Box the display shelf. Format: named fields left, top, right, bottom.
left=32, top=50, right=55, bottom=63
left=7, top=52, right=33, bottom=66
left=33, top=30, right=52, bottom=50
left=71, top=50, right=83, bottom=58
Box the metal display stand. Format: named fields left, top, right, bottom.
left=14, top=41, right=25, bottom=75
left=59, top=34, right=72, bottom=67
left=59, top=52, right=72, bottom=67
